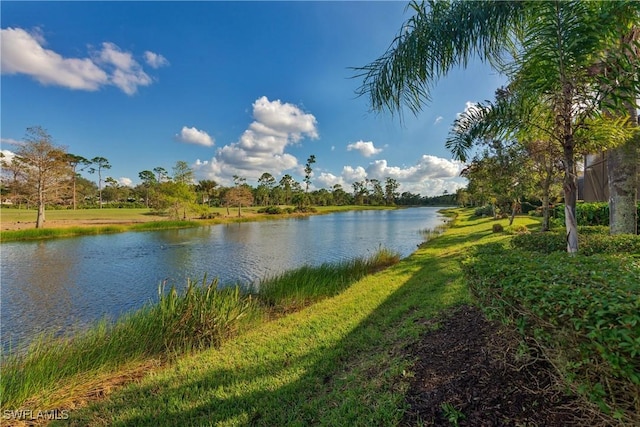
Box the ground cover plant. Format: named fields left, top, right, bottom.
left=464, top=238, right=640, bottom=424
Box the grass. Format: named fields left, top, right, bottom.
left=1, top=210, right=544, bottom=426
left=9, top=210, right=535, bottom=426
left=0, top=205, right=395, bottom=242
left=0, top=249, right=401, bottom=413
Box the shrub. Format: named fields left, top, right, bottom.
left=257, top=206, right=284, bottom=215
left=474, top=205, right=494, bottom=217
left=464, top=245, right=640, bottom=423
left=492, top=223, right=504, bottom=233
left=511, top=228, right=640, bottom=255
left=555, top=202, right=640, bottom=229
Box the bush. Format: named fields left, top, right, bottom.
left=554, top=202, right=640, bottom=229
left=511, top=228, right=640, bottom=255
left=474, top=205, right=494, bottom=217
left=464, top=245, right=640, bottom=423
left=257, top=206, right=284, bottom=215
left=492, top=223, right=504, bottom=233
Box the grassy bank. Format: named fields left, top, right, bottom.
left=4, top=209, right=531, bottom=426
left=0, top=249, right=400, bottom=412
left=0, top=205, right=395, bottom=242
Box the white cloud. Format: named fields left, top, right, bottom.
left=0, top=149, right=16, bottom=163
left=193, top=96, right=318, bottom=185
left=0, top=27, right=166, bottom=95
left=346, top=140, right=383, bottom=157
left=176, top=126, right=215, bottom=147
left=366, top=155, right=464, bottom=182
left=0, top=138, right=22, bottom=146
left=320, top=155, right=466, bottom=197
left=1, top=27, right=108, bottom=91
left=144, top=51, right=169, bottom=69
left=118, top=177, right=133, bottom=187
left=96, top=42, right=152, bottom=95
left=434, top=116, right=444, bottom=125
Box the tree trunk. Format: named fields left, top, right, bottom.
left=541, top=191, right=551, bottom=232
left=36, top=186, right=45, bottom=229
left=562, top=138, right=579, bottom=253
left=607, top=107, right=638, bottom=235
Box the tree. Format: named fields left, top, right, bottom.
left=356, top=0, right=639, bottom=251
left=384, top=177, right=399, bottom=206
left=256, top=172, right=276, bottom=206
left=279, top=174, right=295, bottom=205
left=195, top=179, right=218, bottom=206
left=64, top=154, right=91, bottom=210
left=303, top=154, right=316, bottom=194
left=15, top=126, right=69, bottom=228
left=89, top=156, right=111, bottom=209
left=224, top=176, right=253, bottom=217
left=138, top=170, right=157, bottom=208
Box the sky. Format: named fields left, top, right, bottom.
left=1, top=1, right=506, bottom=197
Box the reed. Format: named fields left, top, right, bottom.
left=257, top=248, right=400, bottom=311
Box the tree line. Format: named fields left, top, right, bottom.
left=0, top=126, right=456, bottom=228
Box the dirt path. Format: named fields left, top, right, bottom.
left=402, top=305, right=603, bottom=426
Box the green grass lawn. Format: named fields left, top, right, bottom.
left=39, top=210, right=538, bottom=426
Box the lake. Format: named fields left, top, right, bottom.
left=1, top=207, right=447, bottom=351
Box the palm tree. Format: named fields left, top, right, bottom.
left=355, top=0, right=639, bottom=251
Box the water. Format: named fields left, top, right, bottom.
left=1, top=207, right=446, bottom=350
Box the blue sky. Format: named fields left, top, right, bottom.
left=1, top=1, right=506, bottom=197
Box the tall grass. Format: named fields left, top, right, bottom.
left=0, top=249, right=399, bottom=409
left=257, top=248, right=400, bottom=312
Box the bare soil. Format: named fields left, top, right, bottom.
left=402, top=305, right=603, bottom=426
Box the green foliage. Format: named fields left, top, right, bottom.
left=511, top=227, right=640, bottom=255
left=492, top=223, right=504, bottom=233
left=440, top=402, right=465, bottom=427
left=156, top=278, right=256, bottom=352
left=555, top=202, right=640, bottom=229
left=257, top=206, right=285, bottom=214
left=464, top=241, right=640, bottom=423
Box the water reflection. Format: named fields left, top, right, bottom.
left=1, top=207, right=446, bottom=350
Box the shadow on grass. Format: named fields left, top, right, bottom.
left=55, top=212, right=498, bottom=426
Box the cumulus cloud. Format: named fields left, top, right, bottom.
left=434, top=116, right=444, bottom=125
left=118, top=177, right=133, bottom=187
left=0, top=27, right=166, bottom=95
left=1, top=27, right=108, bottom=91
left=176, top=126, right=214, bottom=147
left=366, top=155, right=464, bottom=182
left=95, top=42, right=152, bottom=95
left=318, top=155, right=466, bottom=197
left=144, top=51, right=169, bottom=69
left=346, top=140, right=383, bottom=157
left=193, top=96, right=318, bottom=185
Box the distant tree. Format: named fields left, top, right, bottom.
left=303, top=154, right=316, bottom=194
left=279, top=174, right=295, bottom=205
left=0, top=151, right=28, bottom=207
left=153, top=166, right=170, bottom=183
left=64, top=154, right=91, bottom=210
left=138, top=170, right=157, bottom=208
left=224, top=176, right=253, bottom=216
left=256, top=172, right=276, bottom=206
left=195, top=179, right=218, bottom=206
left=15, top=126, right=70, bottom=228
left=89, top=156, right=111, bottom=209
left=332, top=184, right=350, bottom=206
left=384, top=177, right=399, bottom=206
left=173, top=160, right=194, bottom=185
